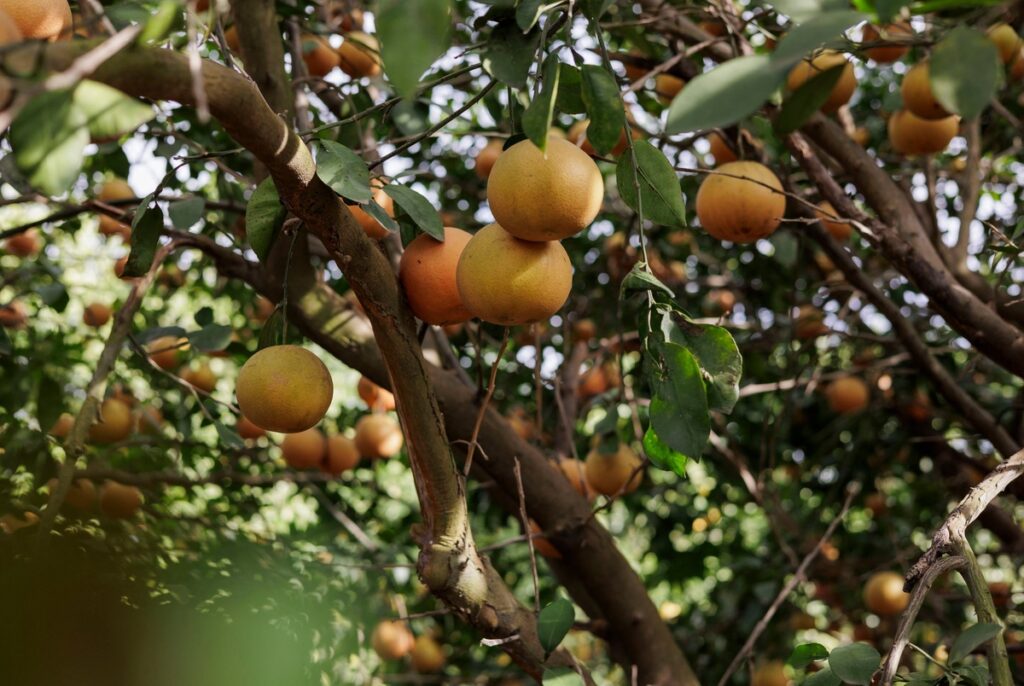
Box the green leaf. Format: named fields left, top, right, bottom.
left=73, top=80, right=154, bottom=141
left=804, top=666, right=842, bottom=686
left=36, top=374, right=65, bottom=435
left=616, top=140, right=686, bottom=227
left=770, top=0, right=850, bottom=22
left=580, top=65, right=625, bottom=156
left=257, top=309, right=285, bottom=350
left=556, top=64, right=587, bottom=114
left=246, top=177, right=287, bottom=262
left=949, top=623, right=1003, bottom=664
left=537, top=598, right=575, bottom=653
left=213, top=418, right=244, bottom=449
left=665, top=56, right=787, bottom=134
left=643, top=426, right=688, bottom=475
left=789, top=643, right=829, bottom=669
left=124, top=206, right=164, bottom=278
left=523, top=55, right=561, bottom=152
left=188, top=324, right=233, bottom=353
left=377, top=0, right=452, bottom=97
left=0, top=327, right=11, bottom=355
left=581, top=0, right=615, bottom=19
left=138, top=326, right=187, bottom=344
left=168, top=197, right=205, bottom=230
left=930, top=27, right=1001, bottom=120
left=38, top=283, right=69, bottom=312
left=139, top=0, right=180, bottom=43
left=483, top=19, right=541, bottom=87
left=647, top=340, right=710, bottom=460
left=194, top=307, right=214, bottom=327
left=517, top=0, right=554, bottom=31
left=828, top=643, right=881, bottom=685
left=772, top=11, right=867, bottom=64
left=774, top=64, right=846, bottom=134
left=10, top=90, right=89, bottom=196
left=620, top=263, right=675, bottom=300
left=875, top=0, right=908, bottom=23
left=360, top=200, right=400, bottom=233
left=956, top=664, right=990, bottom=686
left=671, top=323, right=743, bottom=414
left=542, top=668, right=585, bottom=686
left=316, top=140, right=372, bottom=203
left=391, top=100, right=430, bottom=136
left=382, top=185, right=444, bottom=240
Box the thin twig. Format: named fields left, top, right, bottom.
left=462, top=328, right=510, bottom=476
left=514, top=458, right=542, bottom=614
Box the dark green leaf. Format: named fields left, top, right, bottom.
left=10, top=90, right=89, bottom=196
left=671, top=323, right=743, bottom=414
left=213, top=418, right=244, bottom=449
left=124, top=206, right=164, bottom=278
left=875, top=0, right=908, bottom=23
left=139, top=0, right=180, bottom=43
left=774, top=64, right=846, bottom=134
left=483, top=20, right=541, bottom=87
left=581, top=0, right=615, bottom=19
left=246, top=177, right=287, bottom=262
left=73, top=80, right=154, bottom=141
left=930, top=27, right=1000, bottom=120
left=137, top=326, right=187, bottom=344
left=804, top=666, right=842, bottom=686
left=377, top=0, right=452, bottom=97
left=38, top=283, right=69, bottom=312
left=522, top=55, right=561, bottom=152
left=537, top=598, right=575, bottom=653
left=956, top=665, right=990, bottom=686
left=556, top=64, right=587, bottom=114
left=0, top=327, right=11, bottom=355
left=665, top=56, right=787, bottom=134
left=168, top=196, right=205, bottom=230
left=789, top=643, right=829, bottom=669
left=194, top=307, right=214, bottom=327
left=542, top=668, right=585, bottom=686
left=772, top=11, right=867, bottom=64
left=360, top=200, right=400, bottom=233
left=188, top=324, right=233, bottom=353
left=316, top=140, right=372, bottom=203
left=516, top=0, right=553, bottom=31
left=643, top=426, right=688, bottom=475
left=620, top=263, right=675, bottom=299
left=616, top=140, right=686, bottom=227
left=647, top=340, right=710, bottom=460
left=257, top=309, right=285, bottom=350
left=770, top=0, right=850, bottom=22
left=949, top=623, right=1003, bottom=664
left=391, top=100, right=430, bottom=136
left=36, top=374, right=64, bottom=434
left=382, top=185, right=444, bottom=240
left=580, top=65, right=625, bottom=156
left=828, top=643, right=881, bottom=685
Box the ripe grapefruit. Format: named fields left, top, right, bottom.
left=786, top=50, right=856, bottom=113
left=236, top=414, right=266, bottom=440
left=654, top=73, right=685, bottom=104
left=695, top=161, right=785, bottom=243
left=584, top=443, right=643, bottom=496
left=399, top=227, right=473, bottom=325
left=357, top=376, right=396, bottom=412
left=888, top=110, right=958, bottom=156
left=301, top=34, right=340, bottom=77
left=456, top=223, right=572, bottom=325
left=88, top=398, right=134, bottom=444
left=281, top=427, right=327, bottom=469
left=487, top=137, right=603, bottom=241
left=181, top=361, right=217, bottom=393
left=864, top=571, right=910, bottom=615
left=410, top=635, right=446, bottom=673
left=5, top=229, right=39, bottom=257
left=988, top=23, right=1022, bottom=63
left=371, top=620, right=414, bottom=660
left=752, top=661, right=789, bottom=686
left=49, top=412, right=74, bottom=438
left=147, top=336, right=188, bottom=371
left=901, top=62, right=948, bottom=120
left=862, top=23, right=912, bottom=63
left=474, top=139, right=504, bottom=179
left=99, top=481, right=143, bottom=519
left=567, top=118, right=638, bottom=157
left=708, top=132, right=737, bottom=165
left=337, top=31, right=380, bottom=78
left=557, top=458, right=594, bottom=501
left=83, top=303, right=112, bottom=327
left=825, top=376, right=869, bottom=414
left=136, top=406, right=163, bottom=435
left=47, top=477, right=96, bottom=511
left=0, top=300, right=27, bottom=328
left=529, top=520, right=561, bottom=559
left=354, top=413, right=404, bottom=459
left=323, top=434, right=360, bottom=475
left=348, top=180, right=394, bottom=239
left=236, top=345, right=334, bottom=433
left=0, top=0, right=69, bottom=40
left=814, top=201, right=852, bottom=241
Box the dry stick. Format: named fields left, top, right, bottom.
left=878, top=555, right=967, bottom=685
left=462, top=328, right=511, bottom=476
left=307, top=483, right=380, bottom=552
left=717, top=484, right=860, bottom=686
left=514, top=457, right=542, bottom=615
left=34, top=242, right=175, bottom=549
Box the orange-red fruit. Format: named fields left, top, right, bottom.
left=861, top=23, right=912, bottom=63
left=337, top=31, right=380, bottom=78
left=324, top=434, right=360, bottom=475
left=456, top=223, right=573, bottom=326
left=901, top=62, right=948, bottom=120
left=474, top=139, right=504, bottom=180
left=354, top=414, right=404, bottom=459
left=83, top=303, right=112, bottom=327
left=281, top=428, right=327, bottom=469
left=786, top=50, right=856, bottom=113
left=348, top=180, right=395, bottom=240
left=357, top=376, right=396, bottom=412
left=487, top=137, right=604, bottom=242
left=584, top=443, right=644, bottom=496
left=147, top=336, right=188, bottom=371
left=47, top=477, right=97, bottom=511
left=371, top=620, right=414, bottom=661
left=557, top=458, right=594, bottom=501
left=864, top=571, right=910, bottom=615
left=567, top=119, right=638, bottom=157
left=236, top=415, right=266, bottom=440
left=99, top=481, right=143, bottom=519
left=0, top=300, right=26, bottom=328
left=695, top=161, right=785, bottom=243
left=794, top=305, right=828, bottom=340
left=235, top=345, right=334, bottom=433
left=136, top=406, right=163, bottom=435
left=752, top=661, right=790, bottom=686
left=410, top=635, right=446, bottom=673
left=888, top=110, right=959, bottom=156
left=654, top=73, right=685, bottom=104
left=708, top=132, right=737, bottom=165
left=988, top=23, right=1023, bottom=64
left=0, top=0, right=69, bottom=40
left=5, top=229, right=39, bottom=257
left=181, top=362, right=217, bottom=393
left=88, top=398, right=134, bottom=444
left=814, top=201, right=852, bottom=241
left=301, top=34, right=340, bottom=77
left=530, top=520, right=561, bottom=559
left=49, top=412, right=74, bottom=438
left=399, top=227, right=474, bottom=325
left=825, top=376, right=869, bottom=414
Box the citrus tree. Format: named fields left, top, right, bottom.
left=1, top=1, right=1023, bottom=685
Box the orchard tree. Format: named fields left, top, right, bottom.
left=1, top=1, right=1023, bottom=685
